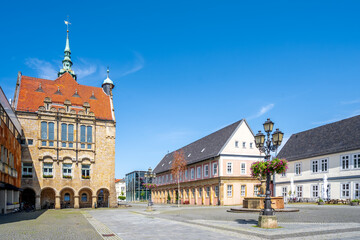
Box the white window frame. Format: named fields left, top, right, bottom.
left=341, top=182, right=350, bottom=199
left=320, top=158, right=328, bottom=172
left=354, top=182, right=360, bottom=199
left=311, top=184, right=319, bottom=198
left=212, top=162, right=217, bottom=176
left=43, top=163, right=53, bottom=176
left=191, top=168, right=195, bottom=179
left=311, top=160, right=319, bottom=173
left=204, top=165, right=209, bottom=177
left=241, top=185, right=246, bottom=197
left=81, top=164, right=90, bottom=177
left=22, top=162, right=33, bottom=177
left=241, top=163, right=246, bottom=175
left=185, top=170, right=188, bottom=180
left=254, top=185, right=259, bottom=196
left=295, top=163, right=302, bottom=175
left=341, top=155, right=350, bottom=170
left=63, top=163, right=72, bottom=177
left=353, top=153, right=360, bottom=169
left=197, top=166, right=201, bottom=179
left=227, top=162, right=233, bottom=174
left=227, top=185, right=232, bottom=197
left=282, top=187, right=287, bottom=198
left=296, top=185, right=303, bottom=198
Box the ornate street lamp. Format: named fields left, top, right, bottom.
left=144, top=167, right=156, bottom=210
left=254, top=119, right=284, bottom=216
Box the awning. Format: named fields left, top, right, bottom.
left=0, top=182, right=22, bottom=191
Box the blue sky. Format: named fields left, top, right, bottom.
left=1, top=1, right=360, bottom=178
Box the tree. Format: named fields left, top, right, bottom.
left=171, top=150, right=187, bottom=207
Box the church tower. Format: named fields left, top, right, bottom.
left=58, top=22, right=77, bottom=80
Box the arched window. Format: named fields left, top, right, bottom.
left=81, top=193, right=87, bottom=202
left=64, top=193, right=70, bottom=201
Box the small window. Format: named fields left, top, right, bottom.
left=341, top=183, right=350, bottom=198
left=82, top=165, right=90, bottom=178
left=227, top=185, right=232, bottom=197
left=191, top=168, right=195, bottom=179
left=63, top=164, right=72, bottom=177
left=204, top=165, right=209, bottom=177
left=312, top=160, right=319, bottom=173
left=206, top=187, right=210, bottom=197
left=311, top=185, right=318, bottom=198
left=197, top=167, right=201, bottom=179
left=185, top=170, right=188, bottom=179
left=354, top=154, right=360, bottom=169
left=242, top=142, right=246, bottom=148
left=241, top=185, right=246, bottom=197
left=282, top=187, right=287, bottom=198
left=27, top=139, right=33, bottom=145
left=43, top=163, right=53, bottom=177
left=241, top=163, right=246, bottom=174
left=227, top=162, right=232, bottom=174
left=295, top=163, right=301, bottom=175
left=22, top=162, right=33, bottom=178
left=235, top=141, right=239, bottom=148
left=297, top=185, right=303, bottom=198
left=212, top=163, right=217, bottom=176
left=341, top=155, right=350, bottom=170
left=320, top=159, right=328, bottom=172
left=250, top=142, right=253, bottom=148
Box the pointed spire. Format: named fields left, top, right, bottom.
left=58, top=18, right=77, bottom=80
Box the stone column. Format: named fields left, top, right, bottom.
left=182, top=189, right=186, bottom=204
left=35, top=195, right=41, bottom=210
left=55, top=195, right=61, bottom=209
left=74, top=195, right=79, bottom=209
left=92, top=196, right=97, bottom=208
left=202, top=187, right=205, bottom=205
left=210, top=186, right=214, bottom=205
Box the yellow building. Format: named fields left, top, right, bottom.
left=153, top=119, right=263, bottom=206
left=12, top=27, right=117, bottom=209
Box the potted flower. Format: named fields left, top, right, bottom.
left=82, top=175, right=90, bottom=179
left=63, top=175, right=72, bottom=179
left=43, top=174, right=53, bottom=178
left=318, top=198, right=325, bottom=205
left=350, top=199, right=359, bottom=206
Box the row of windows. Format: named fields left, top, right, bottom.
left=41, top=122, right=93, bottom=149
left=22, top=163, right=91, bottom=179
left=161, top=186, right=219, bottom=198
left=283, top=154, right=360, bottom=177
left=226, top=184, right=247, bottom=197
left=235, top=141, right=253, bottom=149
left=226, top=162, right=246, bottom=174
left=282, top=183, right=360, bottom=199
left=156, top=163, right=218, bottom=185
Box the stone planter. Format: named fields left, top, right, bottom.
left=350, top=201, right=359, bottom=206
left=318, top=201, right=325, bottom=205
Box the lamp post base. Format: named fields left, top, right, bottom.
left=258, top=215, right=278, bottom=228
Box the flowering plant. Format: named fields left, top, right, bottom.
left=43, top=174, right=53, bottom=178
left=82, top=175, right=90, bottom=179
left=143, top=183, right=157, bottom=189
left=250, top=158, right=288, bottom=179
left=63, top=175, right=72, bottom=179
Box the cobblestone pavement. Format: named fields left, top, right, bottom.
left=87, top=203, right=360, bottom=240
left=0, top=209, right=102, bottom=240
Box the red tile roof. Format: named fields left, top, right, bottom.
left=115, top=178, right=124, bottom=183
left=16, top=72, right=113, bottom=121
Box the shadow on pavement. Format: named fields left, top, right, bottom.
left=0, top=210, right=47, bottom=225
left=235, top=219, right=258, bottom=225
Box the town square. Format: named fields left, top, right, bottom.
left=1, top=1, right=360, bottom=239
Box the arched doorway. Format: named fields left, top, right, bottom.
left=79, top=188, right=92, bottom=208
left=41, top=188, right=56, bottom=209
left=60, top=188, right=75, bottom=208
left=21, top=188, right=36, bottom=209
left=96, top=188, right=109, bottom=207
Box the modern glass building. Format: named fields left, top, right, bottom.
left=125, top=171, right=151, bottom=202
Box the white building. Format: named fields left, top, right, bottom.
left=115, top=179, right=126, bottom=200
left=275, top=115, right=360, bottom=201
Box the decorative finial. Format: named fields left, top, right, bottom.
left=107, top=66, right=110, bottom=78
